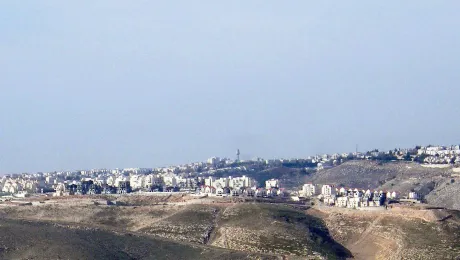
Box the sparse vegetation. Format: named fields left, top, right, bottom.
left=213, top=203, right=351, bottom=258
left=313, top=207, right=460, bottom=260
left=0, top=193, right=459, bottom=259
left=0, top=219, right=270, bottom=260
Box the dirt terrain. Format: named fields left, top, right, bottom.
left=308, top=206, right=460, bottom=260
left=0, top=218, right=272, bottom=260
left=0, top=197, right=347, bottom=259
left=209, top=203, right=350, bottom=257
left=0, top=196, right=459, bottom=259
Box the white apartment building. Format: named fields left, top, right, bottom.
left=229, top=176, right=254, bottom=189
left=336, top=196, right=348, bottom=207
left=348, top=197, right=362, bottom=208
left=321, top=184, right=336, bottom=197
left=204, top=177, right=215, bottom=187
left=207, top=157, right=220, bottom=166
left=265, top=179, right=279, bottom=189
left=301, top=183, right=316, bottom=197
left=352, top=188, right=361, bottom=198
left=209, top=178, right=228, bottom=189
left=163, top=175, right=177, bottom=187
left=386, top=191, right=399, bottom=200
left=106, top=176, right=115, bottom=186
left=2, top=181, right=23, bottom=193
left=114, top=175, right=127, bottom=187
left=45, top=176, right=56, bottom=184
left=129, top=175, right=145, bottom=190
left=364, top=189, right=372, bottom=198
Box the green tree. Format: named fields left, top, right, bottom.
left=404, top=152, right=412, bottom=161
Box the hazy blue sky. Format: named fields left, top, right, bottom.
left=1, top=1, right=460, bottom=173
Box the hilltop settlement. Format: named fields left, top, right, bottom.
left=0, top=145, right=460, bottom=260
left=0, top=145, right=459, bottom=205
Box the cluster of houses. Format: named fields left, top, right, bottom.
left=53, top=180, right=133, bottom=196
left=2, top=144, right=458, bottom=199
left=52, top=174, right=205, bottom=196
left=0, top=176, right=55, bottom=194
left=2, top=179, right=36, bottom=194
left=299, top=183, right=420, bottom=208
left=51, top=175, right=285, bottom=198
left=199, top=177, right=285, bottom=197
left=417, top=145, right=460, bottom=164
left=0, top=166, right=288, bottom=199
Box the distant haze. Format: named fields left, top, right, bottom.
left=1, top=1, right=459, bottom=173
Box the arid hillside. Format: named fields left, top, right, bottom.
left=209, top=203, right=350, bottom=258
left=308, top=206, right=460, bottom=260
left=304, top=160, right=460, bottom=209
left=0, top=218, right=270, bottom=260
left=0, top=196, right=459, bottom=259
left=304, top=160, right=450, bottom=189
left=0, top=199, right=348, bottom=259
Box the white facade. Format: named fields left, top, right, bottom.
left=204, top=177, right=215, bottom=187
left=324, top=197, right=335, bottom=205
left=348, top=197, right=362, bottom=208
left=301, top=183, right=316, bottom=197
left=391, top=191, right=398, bottom=199
left=207, top=157, right=220, bottom=166
left=214, top=178, right=229, bottom=189
left=163, top=175, right=177, bottom=187
left=364, top=189, right=372, bottom=197
left=45, top=176, right=55, bottom=184
left=2, top=181, right=23, bottom=193
left=229, top=175, right=253, bottom=188
left=336, top=197, right=348, bottom=207
left=204, top=186, right=216, bottom=194
left=408, top=192, right=419, bottom=200
left=321, top=185, right=336, bottom=197
left=353, top=188, right=361, bottom=198
left=265, top=179, right=279, bottom=189
left=129, top=175, right=145, bottom=190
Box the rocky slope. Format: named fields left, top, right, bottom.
left=210, top=203, right=351, bottom=258
left=304, top=160, right=460, bottom=209
left=425, top=179, right=460, bottom=209
left=305, top=161, right=450, bottom=189
left=308, top=207, right=460, bottom=260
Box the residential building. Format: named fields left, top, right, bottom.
left=336, top=197, right=348, bottom=207
left=265, top=179, right=279, bottom=189
left=321, top=184, right=336, bottom=197
left=301, top=183, right=316, bottom=197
